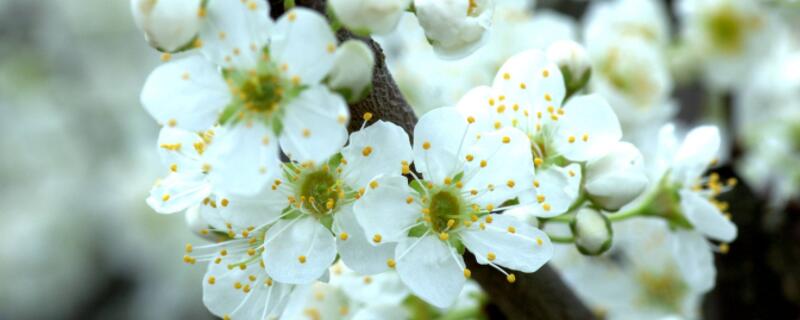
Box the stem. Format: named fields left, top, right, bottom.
left=284, top=0, right=296, bottom=9
left=549, top=235, right=575, bottom=243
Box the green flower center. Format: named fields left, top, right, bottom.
left=427, top=187, right=465, bottom=232
left=636, top=268, right=689, bottom=312
left=298, top=168, right=341, bottom=217
left=704, top=5, right=758, bottom=55
left=219, top=52, right=303, bottom=133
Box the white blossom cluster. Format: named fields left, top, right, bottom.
left=126, top=0, right=790, bottom=319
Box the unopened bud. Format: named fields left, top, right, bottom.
left=329, top=0, right=411, bottom=35
left=570, top=208, right=612, bottom=256
left=326, top=40, right=375, bottom=103
left=131, top=0, right=202, bottom=52
left=584, top=142, right=648, bottom=211
left=546, top=40, right=591, bottom=96
left=413, top=0, right=494, bottom=59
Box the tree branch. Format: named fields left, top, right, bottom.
left=278, top=1, right=595, bottom=318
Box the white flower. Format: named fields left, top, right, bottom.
left=654, top=124, right=737, bottom=244
left=570, top=208, right=613, bottom=255
left=584, top=0, right=671, bottom=47
left=354, top=108, right=553, bottom=308
left=413, top=0, right=494, bottom=59
left=456, top=49, right=622, bottom=218
left=198, top=120, right=413, bottom=285
left=146, top=125, right=279, bottom=213
left=552, top=218, right=714, bottom=319
left=130, top=0, right=202, bottom=52
left=326, top=40, right=375, bottom=102
left=329, top=0, right=411, bottom=35
left=675, top=0, right=780, bottom=89
left=584, top=141, right=648, bottom=211
left=546, top=40, right=591, bottom=93
left=140, top=2, right=350, bottom=195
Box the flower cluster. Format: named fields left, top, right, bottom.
left=131, top=0, right=752, bottom=318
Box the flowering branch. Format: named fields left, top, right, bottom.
left=283, top=1, right=595, bottom=318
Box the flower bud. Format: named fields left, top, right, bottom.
left=413, top=0, right=494, bottom=59
left=546, top=40, right=591, bottom=96
left=131, top=0, right=201, bottom=52
left=326, top=40, right=375, bottom=103
left=570, top=208, right=613, bottom=256
left=329, top=0, right=411, bottom=35
left=584, top=141, right=648, bottom=211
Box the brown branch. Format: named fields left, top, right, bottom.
left=277, top=1, right=595, bottom=319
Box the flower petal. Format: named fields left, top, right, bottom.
left=217, top=188, right=291, bottom=232
left=341, top=120, right=413, bottom=188
left=279, top=86, right=349, bottom=165
left=146, top=172, right=211, bottom=214
left=207, top=124, right=280, bottom=196
left=395, top=234, right=466, bottom=308
left=414, top=107, right=473, bottom=184
left=493, top=49, right=565, bottom=124
left=461, top=214, right=553, bottom=272
left=198, top=0, right=272, bottom=69
left=673, top=126, right=720, bottom=185
left=141, top=55, right=230, bottom=131
left=353, top=175, right=421, bottom=244
left=679, top=189, right=737, bottom=242
left=263, top=216, right=337, bottom=284
left=270, top=8, right=337, bottom=85
left=552, top=94, right=622, bottom=161
left=463, top=127, right=535, bottom=208
left=518, top=166, right=576, bottom=218
left=672, top=230, right=715, bottom=293
left=202, top=253, right=292, bottom=319
left=335, top=205, right=397, bottom=275
left=156, top=126, right=203, bottom=170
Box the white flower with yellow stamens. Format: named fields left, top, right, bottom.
left=146, top=125, right=279, bottom=214
left=650, top=124, right=737, bottom=245
left=197, top=119, right=413, bottom=285
left=456, top=49, right=623, bottom=218
left=140, top=2, right=350, bottom=195
left=353, top=108, right=553, bottom=308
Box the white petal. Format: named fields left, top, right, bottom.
left=156, top=126, right=203, bottom=170
left=679, top=190, right=737, bottom=242
left=341, top=120, right=413, bottom=188
left=146, top=172, right=211, bottom=214
left=353, top=306, right=410, bottom=320
left=202, top=253, right=292, bottom=319
left=461, top=214, right=553, bottom=272
left=271, top=8, right=337, bottom=85
left=463, top=127, right=534, bottom=208
left=673, top=126, right=720, bottom=185
left=279, top=86, right=349, bottom=165
left=414, top=107, right=473, bottom=184
left=141, top=55, right=230, bottom=131
left=395, top=235, right=466, bottom=308
left=672, top=230, right=715, bottom=293
left=353, top=175, right=421, bottom=244
left=518, top=166, right=575, bottom=218
left=198, top=0, right=272, bottom=69
left=454, top=85, right=504, bottom=134
left=553, top=94, right=622, bottom=161
left=217, top=188, right=291, bottom=232
left=334, top=205, right=397, bottom=275
left=263, top=216, right=337, bottom=284
left=207, top=124, right=280, bottom=195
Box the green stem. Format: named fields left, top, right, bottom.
left=549, top=235, right=575, bottom=243
left=284, top=0, right=296, bottom=9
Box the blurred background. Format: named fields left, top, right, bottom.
left=0, top=0, right=798, bottom=319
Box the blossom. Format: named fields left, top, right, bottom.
left=570, top=208, right=613, bottom=255
left=651, top=124, right=737, bottom=245
left=546, top=40, right=591, bottom=94
left=130, top=0, right=202, bottom=52
left=413, top=0, right=494, bottom=59
left=354, top=107, right=553, bottom=308
left=140, top=2, right=350, bottom=195
left=328, top=0, right=411, bottom=35
left=198, top=120, right=413, bottom=285
left=584, top=0, right=671, bottom=47
left=456, top=49, right=623, bottom=218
